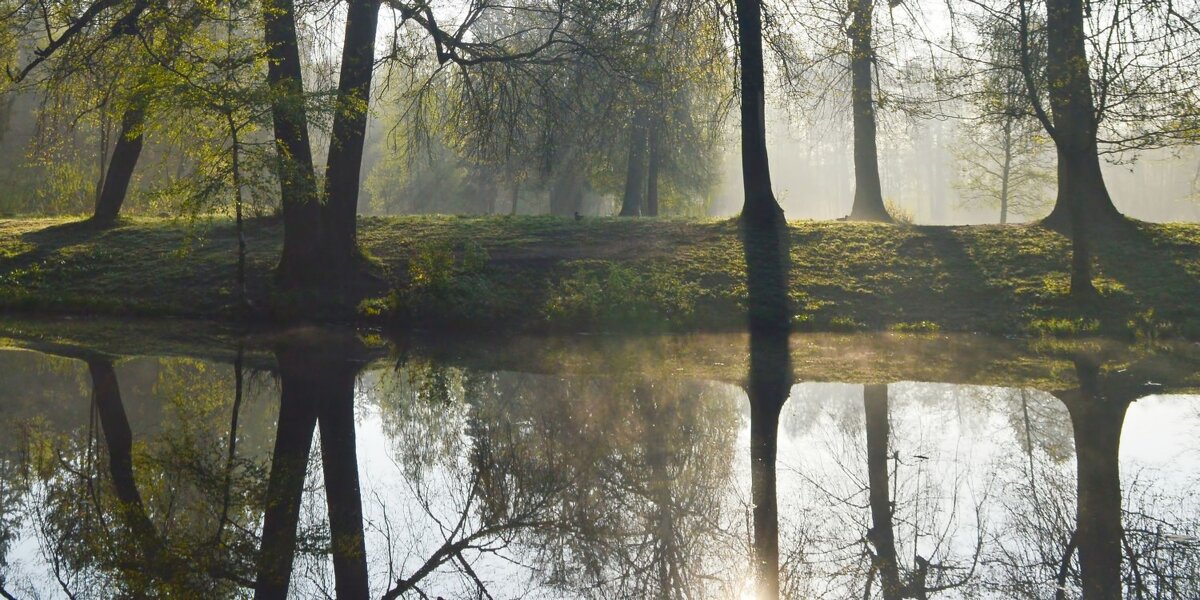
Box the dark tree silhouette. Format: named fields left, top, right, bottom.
left=846, top=0, right=892, bottom=222
left=733, top=0, right=785, bottom=227
left=255, top=337, right=368, bottom=599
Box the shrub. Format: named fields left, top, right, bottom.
left=387, top=240, right=502, bottom=326
left=543, top=261, right=699, bottom=330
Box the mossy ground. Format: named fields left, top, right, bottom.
left=2, top=215, right=1199, bottom=338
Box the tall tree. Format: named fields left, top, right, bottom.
left=997, top=0, right=1200, bottom=291
left=846, top=0, right=891, bottom=222
left=320, top=0, right=383, bottom=276
left=954, top=15, right=1053, bottom=224
left=1039, top=0, right=1108, bottom=295
left=261, top=0, right=324, bottom=288
left=7, top=0, right=204, bottom=225
left=91, top=104, right=145, bottom=223
left=618, top=0, right=666, bottom=217
left=734, top=0, right=785, bottom=226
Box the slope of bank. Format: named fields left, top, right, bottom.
left=1, top=215, right=1198, bottom=338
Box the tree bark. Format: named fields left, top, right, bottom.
left=619, top=111, right=648, bottom=216
left=847, top=0, right=891, bottom=222
left=1041, top=0, right=1122, bottom=230
left=646, top=118, right=661, bottom=216
left=733, top=0, right=784, bottom=227
left=264, top=0, right=323, bottom=289
left=92, top=106, right=145, bottom=225
left=321, top=0, right=382, bottom=276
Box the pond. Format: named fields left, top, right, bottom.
left=0, top=321, right=1197, bottom=599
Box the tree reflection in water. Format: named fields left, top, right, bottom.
left=742, top=187, right=794, bottom=600
left=0, top=333, right=1197, bottom=598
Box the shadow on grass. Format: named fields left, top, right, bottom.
left=1088, top=220, right=1200, bottom=333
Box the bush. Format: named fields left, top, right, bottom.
left=387, top=240, right=503, bottom=326
left=543, top=261, right=700, bottom=330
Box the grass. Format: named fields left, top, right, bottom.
left=2, top=214, right=1199, bottom=338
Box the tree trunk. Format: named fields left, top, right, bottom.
left=646, top=118, right=661, bottom=216
left=1000, top=117, right=1013, bottom=225
left=864, top=384, right=902, bottom=600
left=321, top=0, right=382, bottom=276
left=92, top=106, right=145, bottom=225
left=264, top=0, right=323, bottom=289
left=1041, top=0, right=1122, bottom=230
left=619, top=111, right=648, bottom=216
left=733, top=0, right=784, bottom=227
left=847, top=0, right=890, bottom=222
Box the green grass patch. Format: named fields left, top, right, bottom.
left=0, top=216, right=1198, bottom=338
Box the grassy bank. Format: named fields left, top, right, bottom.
left=2, top=215, right=1199, bottom=338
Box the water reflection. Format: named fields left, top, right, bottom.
left=258, top=333, right=367, bottom=599
left=743, top=178, right=793, bottom=600
left=0, top=331, right=1197, bottom=598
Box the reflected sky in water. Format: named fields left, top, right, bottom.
left=0, top=333, right=1197, bottom=599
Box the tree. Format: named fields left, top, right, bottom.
left=6, top=0, right=213, bottom=225
left=959, top=0, right=1200, bottom=294
left=259, top=0, right=324, bottom=289
left=846, top=0, right=892, bottom=222
left=618, top=0, right=732, bottom=217
left=320, top=0, right=383, bottom=275
left=1034, top=0, right=1108, bottom=296
left=267, top=0, right=574, bottom=287
left=618, top=0, right=666, bottom=217
left=955, top=116, right=1053, bottom=224
left=954, top=16, right=1053, bottom=224
left=734, top=0, right=785, bottom=227
left=777, top=0, right=941, bottom=223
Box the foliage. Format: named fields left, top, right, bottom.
left=543, top=261, right=700, bottom=330
left=950, top=9, right=1054, bottom=223
left=385, top=239, right=508, bottom=326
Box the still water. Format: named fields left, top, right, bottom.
left=0, top=326, right=1197, bottom=599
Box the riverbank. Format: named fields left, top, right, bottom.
left=2, top=215, right=1198, bottom=338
